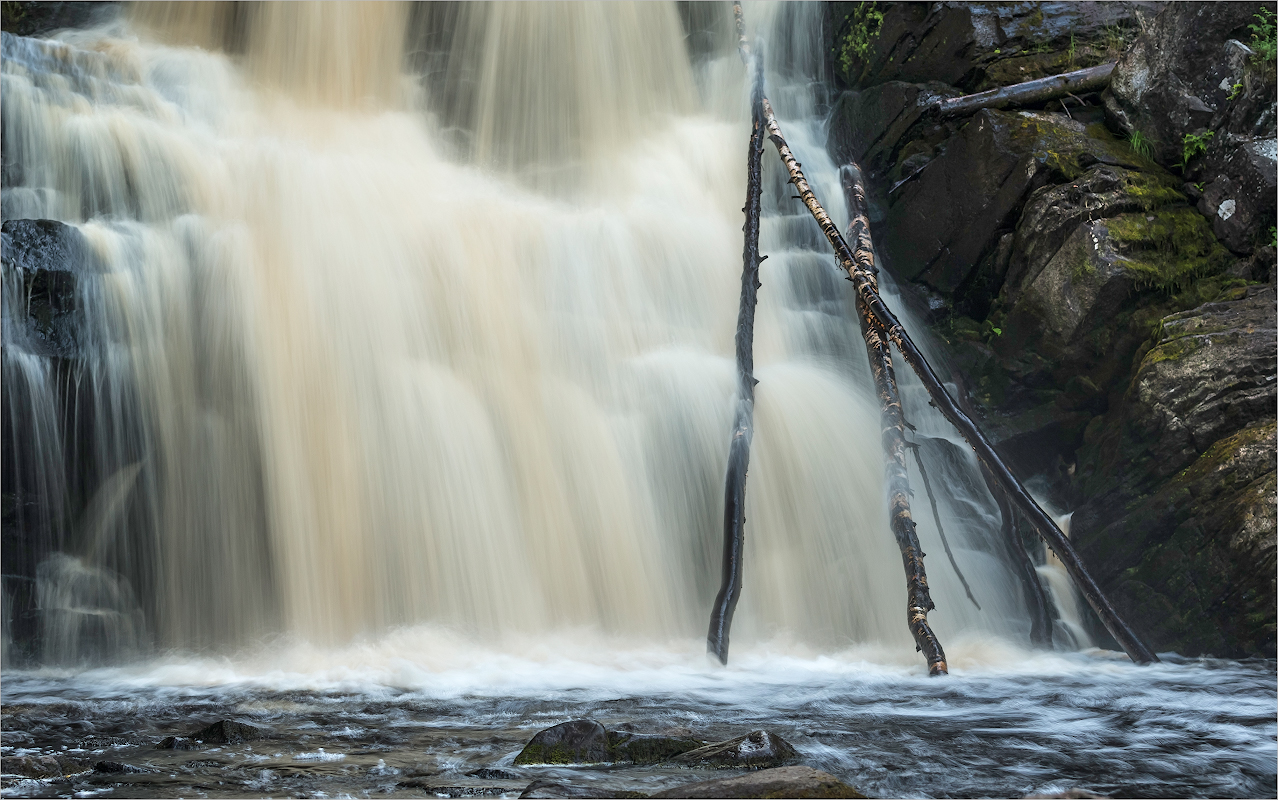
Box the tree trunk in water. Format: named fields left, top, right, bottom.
left=932, top=63, right=1115, bottom=118
left=842, top=165, right=947, bottom=674
left=981, top=463, right=1052, bottom=647
left=760, top=98, right=1158, bottom=665
left=707, top=37, right=765, bottom=666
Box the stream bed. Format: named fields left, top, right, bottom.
left=2, top=634, right=1274, bottom=799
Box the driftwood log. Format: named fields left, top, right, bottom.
left=843, top=165, right=948, bottom=675
left=981, top=463, right=1052, bottom=646
left=932, top=63, right=1115, bottom=118
left=760, top=97, right=1158, bottom=665
left=707, top=36, right=766, bottom=665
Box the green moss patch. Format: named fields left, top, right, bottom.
left=1105, top=208, right=1233, bottom=292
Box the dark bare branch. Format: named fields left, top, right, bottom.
left=932, top=63, right=1115, bottom=118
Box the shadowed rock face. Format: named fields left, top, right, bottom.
left=2, top=219, right=93, bottom=359
left=513, top=720, right=704, bottom=766
left=652, top=765, right=866, bottom=799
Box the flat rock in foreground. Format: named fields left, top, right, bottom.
left=652, top=765, right=865, bottom=799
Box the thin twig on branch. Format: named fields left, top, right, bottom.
left=761, top=98, right=1158, bottom=665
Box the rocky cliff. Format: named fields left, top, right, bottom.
left=829, top=0, right=1276, bottom=657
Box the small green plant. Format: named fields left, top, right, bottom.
left=837, top=3, right=885, bottom=77
left=1271, top=225, right=1277, bottom=248
left=1249, top=6, right=1276, bottom=65
left=1180, top=130, right=1215, bottom=168
left=1068, top=32, right=1076, bottom=66
left=1127, top=129, right=1153, bottom=160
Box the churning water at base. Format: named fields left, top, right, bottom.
left=1, top=3, right=1275, bottom=798
left=2, top=637, right=1275, bottom=798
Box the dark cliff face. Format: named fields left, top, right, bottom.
left=829, top=1, right=1276, bottom=657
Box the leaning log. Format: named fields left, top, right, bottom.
left=843, top=165, right=947, bottom=674
left=932, top=63, right=1115, bottom=118
left=981, top=463, right=1052, bottom=646
left=760, top=98, right=1158, bottom=665
left=707, top=40, right=766, bottom=666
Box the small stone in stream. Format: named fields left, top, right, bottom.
left=156, top=737, right=199, bottom=750
left=413, top=787, right=513, bottom=798
left=513, top=719, right=610, bottom=765
left=466, top=767, right=522, bottom=780
left=4, top=754, right=63, bottom=778
left=607, top=730, right=704, bottom=764
left=651, top=765, right=865, bottom=799
left=93, top=761, right=146, bottom=774
left=191, top=720, right=265, bottom=744
left=520, top=780, right=649, bottom=799
left=669, top=730, right=798, bottom=769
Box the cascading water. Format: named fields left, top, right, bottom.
left=1, top=4, right=1273, bottom=799
left=2, top=0, right=1027, bottom=659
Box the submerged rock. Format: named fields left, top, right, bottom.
left=92, top=761, right=146, bottom=774
left=466, top=767, right=522, bottom=780
left=652, top=765, right=865, bottom=799
left=669, top=730, right=799, bottom=770
left=520, top=780, right=648, bottom=799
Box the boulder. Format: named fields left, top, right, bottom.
left=652, top=766, right=865, bottom=799
left=513, top=720, right=704, bottom=766
left=607, top=730, right=704, bottom=765
left=513, top=720, right=611, bottom=765
left=883, top=109, right=1144, bottom=293
left=669, top=730, right=799, bottom=770
left=192, top=719, right=265, bottom=745
left=93, top=761, right=146, bottom=774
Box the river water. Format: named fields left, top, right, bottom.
left=1, top=3, right=1274, bottom=798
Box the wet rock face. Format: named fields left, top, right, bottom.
left=1072, top=286, right=1276, bottom=657
left=1104, top=2, right=1277, bottom=254
left=652, top=766, right=866, bottom=799
left=2, top=219, right=93, bottom=359
left=832, top=2, right=1149, bottom=92
left=0, top=2, right=117, bottom=37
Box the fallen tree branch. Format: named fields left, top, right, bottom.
left=981, top=463, right=1052, bottom=646
left=932, top=63, right=1115, bottom=118
left=707, top=37, right=766, bottom=666
left=761, top=98, right=1158, bottom=665
left=843, top=163, right=948, bottom=675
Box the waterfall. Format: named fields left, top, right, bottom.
left=2, top=1, right=1036, bottom=665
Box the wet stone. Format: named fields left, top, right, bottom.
left=513, top=719, right=610, bottom=765
left=652, top=765, right=865, bottom=799
left=669, top=730, right=799, bottom=770
left=93, top=761, right=146, bottom=774
left=466, top=767, right=522, bottom=780
left=520, top=780, right=649, bottom=799
left=156, top=736, right=199, bottom=750
left=191, top=719, right=266, bottom=744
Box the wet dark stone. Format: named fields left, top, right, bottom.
left=2, top=219, right=93, bottom=359
left=93, top=761, right=145, bottom=774
left=0, top=2, right=117, bottom=37
left=513, top=719, right=610, bottom=765
left=607, top=730, right=704, bottom=765
left=652, top=766, right=865, bottom=799
left=669, top=730, right=799, bottom=770
left=520, top=780, right=648, bottom=799
left=191, top=719, right=266, bottom=744
left=156, top=736, right=199, bottom=750
left=466, top=768, right=522, bottom=780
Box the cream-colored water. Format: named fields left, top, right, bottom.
left=2, top=2, right=1034, bottom=663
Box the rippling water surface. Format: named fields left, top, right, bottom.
left=3, top=633, right=1275, bottom=799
